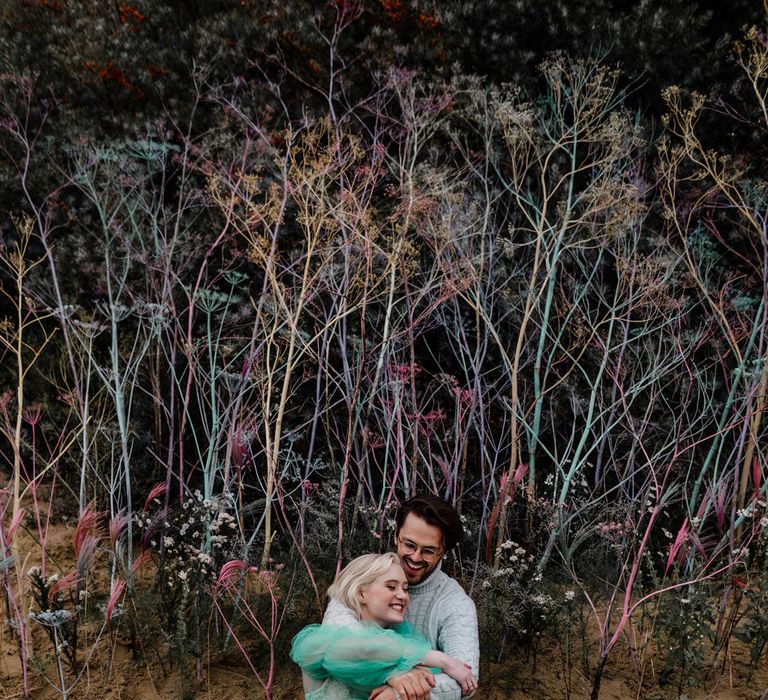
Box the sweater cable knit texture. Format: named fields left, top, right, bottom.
left=403, top=567, right=479, bottom=699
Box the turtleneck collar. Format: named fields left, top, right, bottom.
left=408, top=563, right=446, bottom=595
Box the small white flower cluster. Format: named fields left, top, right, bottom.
left=26, top=565, right=80, bottom=652
left=496, top=540, right=526, bottom=556
left=492, top=541, right=535, bottom=581
left=27, top=567, right=71, bottom=612
left=595, top=520, right=632, bottom=543
left=139, top=494, right=240, bottom=589
left=530, top=592, right=554, bottom=607
left=134, top=512, right=155, bottom=529
left=210, top=511, right=236, bottom=533
left=527, top=591, right=558, bottom=621
left=30, top=609, right=73, bottom=627
left=357, top=502, right=384, bottom=516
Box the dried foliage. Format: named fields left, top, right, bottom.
left=1, top=4, right=768, bottom=699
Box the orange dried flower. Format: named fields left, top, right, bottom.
left=119, top=6, right=145, bottom=24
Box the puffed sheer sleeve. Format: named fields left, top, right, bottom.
left=290, top=622, right=433, bottom=691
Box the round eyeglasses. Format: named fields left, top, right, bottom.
left=396, top=536, right=443, bottom=561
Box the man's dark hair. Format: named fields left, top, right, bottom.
left=395, top=495, right=463, bottom=551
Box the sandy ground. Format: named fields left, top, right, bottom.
left=4, top=641, right=766, bottom=699
left=3, top=609, right=766, bottom=699
left=1, top=516, right=766, bottom=699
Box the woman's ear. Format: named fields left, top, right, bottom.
left=357, top=586, right=366, bottom=604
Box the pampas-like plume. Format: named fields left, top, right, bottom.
left=109, top=510, right=128, bottom=550
left=216, top=559, right=257, bottom=590
left=73, top=504, right=101, bottom=560
left=105, top=579, right=126, bottom=622
left=48, top=570, right=80, bottom=601
left=142, top=483, right=167, bottom=513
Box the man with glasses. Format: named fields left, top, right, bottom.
left=321, top=495, right=479, bottom=699
left=376, top=495, right=479, bottom=700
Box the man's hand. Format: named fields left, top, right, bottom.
left=372, top=666, right=435, bottom=700
left=441, top=657, right=477, bottom=696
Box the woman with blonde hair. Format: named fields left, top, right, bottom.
left=291, top=553, right=475, bottom=699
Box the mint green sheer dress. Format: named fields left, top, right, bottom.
left=290, top=621, right=434, bottom=699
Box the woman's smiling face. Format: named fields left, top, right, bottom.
left=357, top=562, right=409, bottom=626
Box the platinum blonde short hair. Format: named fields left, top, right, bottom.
left=327, top=552, right=402, bottom=619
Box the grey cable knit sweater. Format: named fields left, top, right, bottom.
left=403, top=567, right=479, bottom=699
